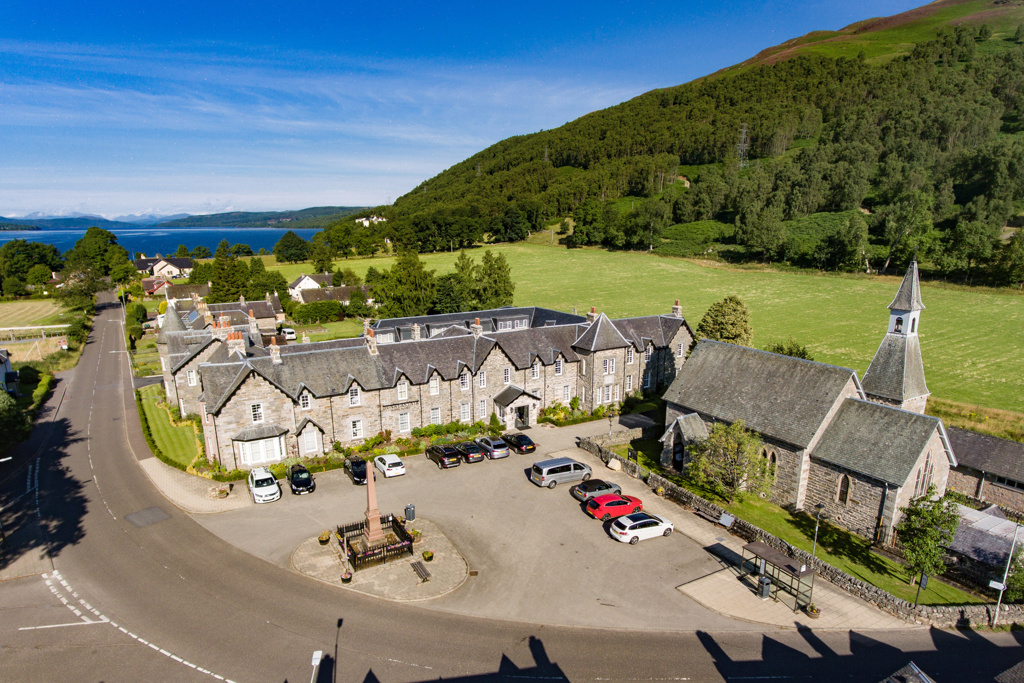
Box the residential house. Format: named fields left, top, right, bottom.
left=287, top=272, right=333, bottom=301
left=134, top=257, right=194, bottom=279
left=0, top=348, right=19, bottom=396
left=296, top=285, right=371, bottom=306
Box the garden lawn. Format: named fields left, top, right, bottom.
left=139, top=384, right=199, bottom=469
left=131, top=337, right=161, bottom=377
left=613, top=440, right=984, bottom=606
left=298, top=319, right=363, bottom=341
left=0, top=300, right=65, bottom=327
left=269, top=243, right=1024, bottom=413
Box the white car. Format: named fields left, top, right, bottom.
left=374, top=453, right=406, bottom=477
left=247, top=467, right=282, bottom=503
left=610, top=512, right=673, bottom=545
left=282, top=327, right=297, bottom=340
left=474, top=436, right=510, bottom=459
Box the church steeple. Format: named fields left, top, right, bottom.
left=861, top=262, right=929, bottom=414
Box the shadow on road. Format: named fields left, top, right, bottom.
left=0, top=417, right=87, bottom=571
left=370, top=635, right=568, bottom=682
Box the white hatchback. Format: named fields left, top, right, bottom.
left=610, top=512, right=673, bottom=545
left=374, top=453, right=406, bottom=477
left=247, top=466, right=282, bottom=503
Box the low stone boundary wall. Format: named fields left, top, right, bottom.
left=578, top=437, right=1024, bottom=628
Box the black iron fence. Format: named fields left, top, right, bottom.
left=338, top=513, right=414, bottom=571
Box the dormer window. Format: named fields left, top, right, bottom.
left=300, top=393, right=311, bottom=410
left=531, top=362, right=540, bottom=379
left=515, top=319, right=527, bottom=329
left=460, top=372, right=469, bottom=390
left=626, top=348, right=634, bottom=364
left=429, top=376, right=440, bottom=396
left=397, top=380, right=408, bottom=400
left=554, top=359, right=563, bottom=376
left=349, top=386, right=360, bottom=406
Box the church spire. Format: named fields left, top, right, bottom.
left=861, top=262, right=929, bottom=414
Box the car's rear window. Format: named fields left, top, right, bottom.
left=587, top=499, right=600, bottom=509
left=532, top=464, right=542, bottom=475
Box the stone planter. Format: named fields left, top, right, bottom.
left=805, top=606, right=821, bottom=619
left=318, top=532, right=331, bottom=546
left=423, top=551, right=434, bottom=562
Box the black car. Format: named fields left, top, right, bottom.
left=502, top=432, right=537, bottom=454
left=455, top=441, right=485, bottom=463
left=286, top=464, right=316, bottom=495
left=426, top=445, right=461, bottom=469
left=570, top=479, right=622, bottom=502
left=344, top=456, right=375, bottom=485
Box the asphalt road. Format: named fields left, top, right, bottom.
left=1, top=293, right=1022, bottom=682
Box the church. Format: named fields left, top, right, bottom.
left=660, top=263, right=956, bottom=544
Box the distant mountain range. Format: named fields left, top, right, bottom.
left=0, top=206, right=366, bottom=231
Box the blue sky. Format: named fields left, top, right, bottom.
left=1, top=1, right=923, bottom=218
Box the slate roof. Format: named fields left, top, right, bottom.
left=660, top=412, right=708, bottom=444
left=134, top=256, right=194, bottom=271
left=950, top=504, right=1018, bottom=567
left=946, top=427, right=1024, bottom=482
left=232, top=424, right=288, bottom=442
left=157, top=303, right=188, bottom=342
left=861, top=333, right=929, bottom=402
left=372, top=306, right=586, bottom=341
left=493, top=385, right=541, bottom=408
left=879, top=661, right=935, bottom=683
left=490, top=326, right=580, bottom=368
left=810, top=399, right=949, bottom=486
left=613, top=315, right=688, bottom=351
left=288, top=272, right=332, bottom=289
left=572, top=312, right=631, bottom=352
left=165, top=283, right=210, bottom=301
left=295, top=417, right=325, bottom=434
left=376, top=334, right=495, bottom=383
left=298, top=285, right=367, bottom=304
left=662, top=340, right=859, bottom=449
left=889, top=262, right=925, bottom=312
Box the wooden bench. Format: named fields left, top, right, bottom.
left=696, top=510, right=735, bottom=529
left=411, top=560, right=431, bottom=582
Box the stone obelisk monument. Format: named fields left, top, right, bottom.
left=361, top=460, right=385, bottom=550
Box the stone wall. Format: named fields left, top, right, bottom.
left=804, top=460, right=886, bottom=541
left=578, top=437, right=1023, bottom=628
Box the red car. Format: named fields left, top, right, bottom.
left=586, top=494, right=643, bottom=521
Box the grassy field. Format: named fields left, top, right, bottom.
left=0, top=300, right=66, bottom=327
left=614, top=439, right=984, bottom=606
left=267, top=243, right=1024, bottom=413
left=139, top=384, right=200, bottom=469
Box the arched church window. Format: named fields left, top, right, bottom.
left=838, top=474, right=850, bottom=505
left=769, top=452, right=777, bottom=477
left=894, top=317, right=903, bottom=333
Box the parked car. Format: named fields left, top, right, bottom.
left=502, top=433, right=536, bottom=454
left=610, top=512, right=674, bottom=544
left=530, top=457, right=592, bottom=488
left=282, top=327, right=297, bottom=340
left=344, top=456, right=374, bottom=485
left=586, top=493, right=643, bottom=521
left=247, top=467, right=281, bottom=503
left=455, top=441, right=485, bottom=463
left=426, top=445, right=461, bottom=469
left=474, top=436, right=510, bottom=459
left=286, top=463, right=316, bottom=495
left=571, top=479, right=622, bottom=502
left=374, top=453, right=406, bottom=477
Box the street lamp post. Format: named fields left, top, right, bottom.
left=809, top=503, right=826, bottom=605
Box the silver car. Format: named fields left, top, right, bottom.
left=570, top=479, right=622, bottom=502
left=474, top=436, right=510, bottom=459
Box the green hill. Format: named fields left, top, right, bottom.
left=368, top=0, right=1024, bottom=289
left=158, top=206, right=366, bottom=228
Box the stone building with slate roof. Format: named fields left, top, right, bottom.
left=946, top=427, right=1024, bottom=513
left=287, top=272, right=333, bottom=301
left=156, top=301, right=692, bottom=471
left=660, top=264, right=955, bottom=543
left=180, top=292, right=285, bottom=332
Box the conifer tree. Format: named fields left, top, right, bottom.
left=696, top=295, right=752, bottom=346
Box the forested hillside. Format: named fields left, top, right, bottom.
left=343, top=3, right=1024, bottom=288
left=158, top=206, right=365, bottom=228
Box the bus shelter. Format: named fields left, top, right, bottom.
left=740, top=541, right=814, bottom=612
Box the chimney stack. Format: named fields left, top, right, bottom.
left=471, top=318, right=483, bottom=338
left=269, top=337, right=282, bottom=364
left=411, top=323, right=421, bottom=341
left=227, top=331, right=248, bottom=358
left=248, top=308, right=259, bottom=337
left=586, top=306, right=598, bottom=324
left=366, top=328, right=378, bottom=355
left=671, top=299, right=682, bottom=318
left=212, top=319, right=229, bottom=340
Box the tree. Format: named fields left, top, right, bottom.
left=26, top=264, right=53, bottom=286
left=371, top=250, right=436, bottom=318
left=1005, top=547, right=1024, bottom=603
left=475, top=250, right=515, bottom=309
left=64, top=227, right=125, bottom=275
left=978, top=24, right=992, bottom=41
left=1016, top=24, right=1024, bottom=43
left=334, top=267, right=361, bottom=287
left=209, top=240, right=248, bottom=303
left=230, top=243, right=254, bottom=257
left=2, top=276, right=26, bottom=297
left=346, top=287, right=370, bottom=318
left=895, top=486, right=960, bottom=585
left=881, top=191, right=934, bottom=274
left=490, top=206, right=530, bottom=243
left=432, top=273, right=471, bottom=314
left=54, top=266, right=104, bottom=312
left=998, top=229, right=1024, bottom=289
left=308, top=234, right=335, bottom=274
left=764, top=339, right=813, bottom=360
left=110, top=262, right=137, bottom=288
left=0, top=239, right=62, bottom=281
left=0, top=391, right=26, bottom=440
left=190, top=245, right=212, bottom=260
left=273, top=231, right=309, bottom=263
left=175, top=244, right=190, bottom=258
left=696, top=295, right=752, bottom=346
left=814, top=214, right=868, bottom=271
left=188, top=261, right=215, bottom=285
left=686, top=420, right=770, bottom=503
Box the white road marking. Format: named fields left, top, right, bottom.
left=38, top=571, right=235, bottom=682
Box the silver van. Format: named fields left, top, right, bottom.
left=530, top=457, right=592, bottom=488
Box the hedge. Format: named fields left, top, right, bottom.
left=135, top=389, right=187, bottom=472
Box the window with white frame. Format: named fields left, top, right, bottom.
left=626, top=375, right=633, bottom=391
left=250, top=403, right=264, bottom=424
left=514, top=319, right=527, bottom=329
left=531, top=362, right=539, bottom=379
left=460, top=402, right=470, bottom=422
left=614, top=385, right=620, bottom=401
left=554, top=359, right=562, bottom=376
left=186, top=369, right=196, bottom=386
left=604, top=385, right=612, bottom=403
left=397, top=380, right=408, bottom=400
left=677, top=342, right=684, bottom=356
left=478, top=399, right=486, bottom=419
left=460, top=372, right=469, bottom=390
left=503, top=367, right=511, bottom=384
left=563, top=385, right=570, bottom=402
left=581, top=359, right=586, bottom=375
left=643, top=372, right=651, bottom=388
left=498, top=320, right=512, bottom=331
left=377, top=332, right=394, bottom=343
left=398, top=412, right=410, bottom=433
left=429, top=376, right=439, bottom=395
left=626, top=347, right=634, bottom=364
left=303, top=429, right=318, bottom=453
left=349, top=386, right=360, bottom=406
left=603, top=358, right=615, bottom=375
left=351, top=419, right=363, bottom=439
left=478, top=371, right=486, bottom=388
left=430, top=407, right=441, bottom=425
left=644, top=346, right=652, bottom=362
left=300, top=393, right=310, bottom=410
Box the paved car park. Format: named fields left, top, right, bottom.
left=195, top=432, right=746, bottom=631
